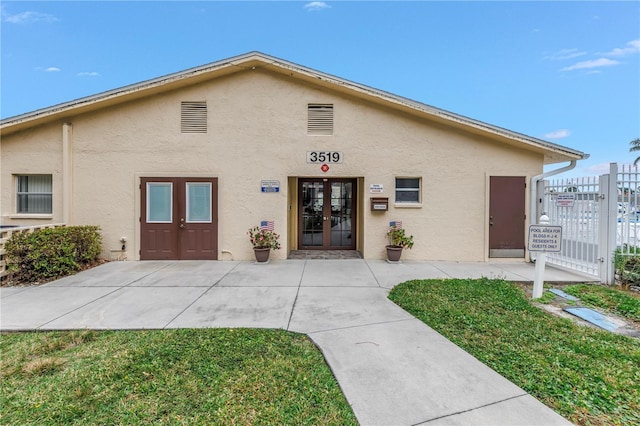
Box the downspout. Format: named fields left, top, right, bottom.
left=530, top=160, right=577, bottom=226
left=62, top=123, right=73, bottom=224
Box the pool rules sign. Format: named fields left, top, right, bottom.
left=528, top=217, right=562, bottom=299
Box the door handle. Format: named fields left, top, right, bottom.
left=323, top=216, right=329, bottom=221
left=179, top=223, right=185, bottom=229
left=179, top=218, right=185, bottom=228
left=489, top=216, right=494, bottom=226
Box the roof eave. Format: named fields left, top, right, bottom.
left=1, top=51, right=266, bottom=134
left=253, top=55, right=587, bottom=163
left=0, top=51, right=589, bottom=163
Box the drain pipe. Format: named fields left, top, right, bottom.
left=529, top=160, right=580, bottom=261
left=531, top=160, right=578, bottom=225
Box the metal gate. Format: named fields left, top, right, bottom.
left=539, top=163, right=619, bottom=284
left=542, top=176, right=601, bottom=277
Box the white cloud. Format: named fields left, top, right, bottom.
left=544, top=129, right=571, bottom=140
left=304, top=2, right=330, bottom=12
left=35, top=66, right=61, bottom=72
left=560, top=58, right=619, bottom=72
left=4, top=10, right=58, bottom=24
left=601, top=39, right=640, bottom=57
left=77, top=72, right=101, bottom=77
left=545, top=48, right=587, bottom=61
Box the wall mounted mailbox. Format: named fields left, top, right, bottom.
left=370, top=197, right=389, bottom=211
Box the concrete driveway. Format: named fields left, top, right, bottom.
left=2, top=259, right=591, bottom=425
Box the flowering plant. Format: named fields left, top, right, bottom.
left=387, top=225, right=414, bottom=249
left=247, top=226, right=281, bottom=250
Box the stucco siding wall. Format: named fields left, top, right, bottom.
left=1, top=124, right=64, bottom=226
left=1, top=69, right=543, bottom=261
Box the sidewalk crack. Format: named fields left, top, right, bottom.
left=286, top=259, right=306, bottom=331
left=412, top=393, right=530, bottom=425
left=363, top=259, right=383, bottom=288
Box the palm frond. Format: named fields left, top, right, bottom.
left=629, top=139, right=640, bottom=165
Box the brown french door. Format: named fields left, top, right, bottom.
left=298, top=178, right=356, bottom=250
left=140, top=177, right=218, bottom=260
left=489, top=176, right=525, bottom=258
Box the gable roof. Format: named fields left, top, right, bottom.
left=1, top=51, right=587, bottom=164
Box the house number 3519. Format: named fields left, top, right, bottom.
left=306, top=151, right=343, bottom=163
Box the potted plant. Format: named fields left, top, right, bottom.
left=248, top=226, right=281, bottom=263
left=386, top=225, right=414, bottom=262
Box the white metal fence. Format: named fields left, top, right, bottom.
left=616, top=164, right=640, bottom=253
left=540, top=163, right=630, bottom=284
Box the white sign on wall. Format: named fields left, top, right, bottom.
left=260, top=180, right=280, bottom=193
left=370, top=184, right=384, bottom=193
left=527, top=225, right=562, bottom=252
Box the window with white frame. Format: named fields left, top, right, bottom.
left=395, top=177, right=421, bottom=203
left=16, top=175, right=53, bottom=214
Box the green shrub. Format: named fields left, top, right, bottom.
left=614, top=246, right=640, bottom=286
left=5, top=226, right=102, bottom=284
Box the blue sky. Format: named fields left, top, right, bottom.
left=2, top=1, right=639, bottom=178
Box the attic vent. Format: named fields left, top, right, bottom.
left=307, top=104, right=333, bottom=135
left=181, top=101, right=207, bottom=133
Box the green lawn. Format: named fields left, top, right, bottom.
left=0, top=329, right=357, bottom=425
left=564, top=284, right=640, bottom=323
left=389, top=278, right=640, bottom=426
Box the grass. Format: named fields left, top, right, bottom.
left=564, top=284, right=640, bottom=323
left=389, top=278, right=640, bottom=426
left=0, top=328, right=357, bottom=425
left=536, top=288, right=559, bottom=304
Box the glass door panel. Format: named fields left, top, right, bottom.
left=301, top=181, right=324, bottom=246
left=330, top=182, right=353, bottom=247
left=147, top=183, right=173, bottom=223
left=186, top=182, right=212, bottom=223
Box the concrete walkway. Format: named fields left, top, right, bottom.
left=1, top=260, right=594, bottom=425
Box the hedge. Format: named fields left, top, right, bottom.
left=5, top=226, right=103, bottom=284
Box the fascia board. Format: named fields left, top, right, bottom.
left=0, top=51, right=588, bottom=163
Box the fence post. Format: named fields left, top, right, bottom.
left=531, top=179, right=548, bottom=262
left=598, top=163, right=617, bottom=284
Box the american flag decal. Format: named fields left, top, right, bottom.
left=261, top=220, right=275, bottom=231
left=389, top=221, right=402, bottom=229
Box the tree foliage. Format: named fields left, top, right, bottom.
left=629, top=138, right=640, bottom=165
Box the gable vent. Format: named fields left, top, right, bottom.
left=307, top=104, right=333, bottom=135
left=181, top=101, right=207, bottom=133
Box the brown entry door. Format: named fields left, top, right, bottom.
left=489, top=176, right=525, bottom=258
left=299, top=178, right=356, bottom=250
left=140, top=177, right=218, bottom=260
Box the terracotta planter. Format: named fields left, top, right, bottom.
left=253, top=247, right=271, bottom=263
left=386, top=245, right=403, bottom=262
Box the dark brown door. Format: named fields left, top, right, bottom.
left=298, top=178, right=356, bottom=250
left=141, top=177, right=218, bottom=260
left=489, top=176, right=525, bottom=258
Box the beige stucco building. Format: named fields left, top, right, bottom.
left=1, top=52, right=587, bottom=262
